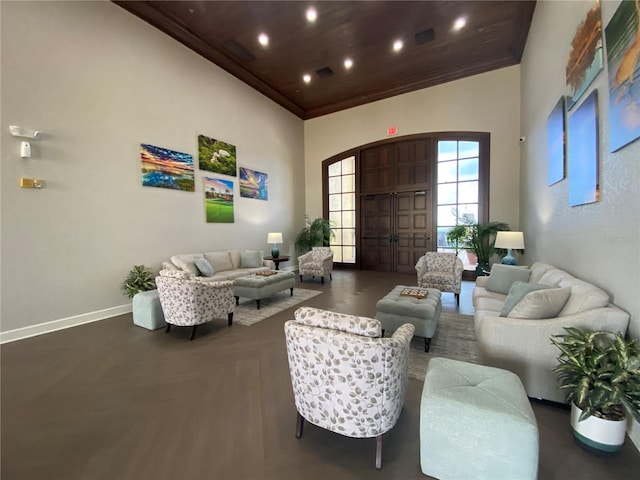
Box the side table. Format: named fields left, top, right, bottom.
left=264, top=255, right=290, bottom=270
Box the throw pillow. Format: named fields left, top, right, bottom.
left=500, top=281, right=551, bottom=316
left=486, top=264, right=531, bottom=295
left=240, top=250, right=263, bottom=268
left=507, top=287, right=572, bottom=319
left=170, top=254, right=203, bottom=276
left=194, top=257, right=215, bottom=277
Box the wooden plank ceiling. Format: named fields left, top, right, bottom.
left=115, top=1, right=536, bottom=120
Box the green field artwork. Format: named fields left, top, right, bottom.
left=204, top=177, right=234, bottom=223
left=198, top=135, right=237, bottom=176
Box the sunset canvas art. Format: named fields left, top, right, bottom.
left=141, top=144, right=194, bottom=192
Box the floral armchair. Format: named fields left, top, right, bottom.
left=297, top=246, right=334, bottom=284
left=156, top=269, right=235, bottom=340
left=415, top=252, right=464, bottom=305
left=284, top=306, right=414, bottom=469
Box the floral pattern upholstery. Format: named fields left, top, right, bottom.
left=284, top=307, right=414, bottom=439
left=298, top=247, right=334, bottom=282
left=415, top=252, right=464, bottom=298
left=156, top=269, right=234, bottom=327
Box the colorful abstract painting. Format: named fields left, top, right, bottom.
left=204, top=177, right=234, bottom=223
left=566, top=1, right=603, bottom=110
left=198, top=135, right=237, bottom=176
left=568, top=90, right=599, bottom=207
left=605, top=0, right=640, bottom=152
left=547, top=97, right=566, bottom=186
left=141, top=144, right=194, bottom=192
left=239, top=167, right=268, bottom=200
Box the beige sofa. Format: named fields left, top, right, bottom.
left=162, top=249, right=271, bottom=281
left=473, top=262, right=630, bottom=403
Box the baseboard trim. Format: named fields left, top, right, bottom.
left=0, top=304, right=133, bottom=344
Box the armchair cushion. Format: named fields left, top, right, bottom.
left=486, top=264, right=531, bottom=294
left=294, top=306, right=381, bottom=337
left=171, top=254, right=204, bottom=276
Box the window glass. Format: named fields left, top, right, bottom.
left=437, top=205, right=458, bottom=226
left=325, top=157, right=357, bottom=263
left=438, top=161, right=457, bottom=183
left=331, top=246, right=342, bottom=262
left=438, top=183, right=457, bottom=205
left=342, top=157, right=355, bottom=174
left=342, top=192, right=354, bottom=210
left=342, top=210, right=355, bottom=228
left=459, top=141, right=479, bottom=159
left=458, top=158, right=479, bottom=181
left=328, top=176, right=341, bottom=194
left=437, top=141, right=457, bottom=161
left=458, top=181, right=478, bottom=204
left=328, top=162, right=341, bottom=176
left=342, top=174, right=355, bottom=192
left=329, top=194, right=341, bottom=211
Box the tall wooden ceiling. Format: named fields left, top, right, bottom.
left=115, top=1, right=536, bottom=120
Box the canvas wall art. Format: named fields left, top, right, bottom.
left=547, top=96, right=566, bottom=186
left=566, top=1, right=603, bottom=110
left=204, top=177, right=235, bottom=223
left=141, top=143, right=194, bottom=192
left=568, top=90, right=599, bottom=207
left=239, top=166, right=268, bottom=200
left=198, top=135, right=237, bottom=176
left=605, top=0, right=640, bottom=152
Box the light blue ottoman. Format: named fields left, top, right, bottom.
left=132, top=289, right=166, bottom=330
left=420, top=358, right=539, bottom=480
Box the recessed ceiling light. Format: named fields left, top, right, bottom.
left=258, top=33, right=269, bottom=47
left=306, top=7, right=317, bottom=23
left=344, top=58, right=353, bottom=69
left=453, top=17, right=467, bottom=31
left=303, top=74, right=311, bottom=84
left=393, top=39, right=404, bottom=52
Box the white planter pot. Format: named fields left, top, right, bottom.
left=571, top=403, right=627, bottom=454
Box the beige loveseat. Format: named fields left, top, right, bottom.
left=473, top=262, right=630, bottom=403
left=162, top=249, right=271, bottom=282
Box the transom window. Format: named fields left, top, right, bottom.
left=327, top=156, right=356, bottom=263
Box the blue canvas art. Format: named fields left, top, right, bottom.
left=547, top=97, right=566, bottom=186
left=568, top=90, right=599, bottom=207
left=239, top=167, right=268, bottom=200
left=605, top=0, right=640, bottom=152
left=141, top=143, right=194, bottom=192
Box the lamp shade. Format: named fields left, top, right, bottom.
left=267, top=232, right=283, bottom=244
left=494, top=231, right=525, bottom=250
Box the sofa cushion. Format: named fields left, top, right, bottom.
left=528, top=263, right=556, bottom=284
left=507, top=287, right=571, bottom=319
left=195, top=257, right=215, bottom=277
left=170, top=254, right=204, bottom=276
left=537, top=269, right=572, bottom=287
left=204, top=251, right=234, bottom=272
left=485, top=264, right=531, bottom=295
left=558, top=278, right=610, bottom=316
left=161, top=261, right=179, bottom=271
left=500, top=281, right=552, bottom=317
left=240, top=250, right=263, bottom=268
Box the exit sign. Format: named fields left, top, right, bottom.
left=387, top=126, right=398, bottom=136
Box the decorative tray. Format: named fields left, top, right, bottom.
left=399, top=288, right=428, bottom=299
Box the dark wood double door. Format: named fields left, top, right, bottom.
left=360, top=191, right=433, bottom=274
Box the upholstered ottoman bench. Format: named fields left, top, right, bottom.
left=375, top=285, right=441, bottom=351
left=132, top=289, right=166, bottom=330
left=234, top=271, right=296, bottom=309
left=420, top=358, right=539, bottom=480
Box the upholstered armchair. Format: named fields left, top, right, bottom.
left=298, top=246, right=334, bottom=284
left=284, top=307, right=415, bottom=469
left=156, top=269, right=235, bottom=340
left=415, top=252, right=464, bottom=304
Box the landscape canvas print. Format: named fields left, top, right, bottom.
left=239, top=167, right=268, bottom=200
left=198, top=135, right=237, bottom=176
left=605, top=0, right=640, bottom=152
left=547, top=96, right=566, bottom=186
left=141, top=143, right=194, bottom=192
left=566, top=1, right=603, bottom=110
left=204, top=177, right=235, bottom=223
left=568, top=90, right=599, bottom=207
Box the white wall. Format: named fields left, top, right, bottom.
left=0, top=1, right=304, bottom=333
left=304, top=65, right=522, bottom=229
left=520, top=0, right=640, bottom=449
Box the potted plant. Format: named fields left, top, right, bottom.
left=294, top=216, right=335, bottom=254
left=121, top=264, right=156, bottom=299
left=446, top=221, right=510, bottom=275
left=551, top=327, right=640, bottom=454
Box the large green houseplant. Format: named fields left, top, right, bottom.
left=551, top=327, right=640, bottom=453
left=294, top=216, right=335, bottom=254
left=121, top=264, right=156, bottom=299
left=446, top=221, right=510, bottom=275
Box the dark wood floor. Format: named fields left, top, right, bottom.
left=2, top=270, right=639, bottom=479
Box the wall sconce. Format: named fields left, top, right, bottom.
left=267, top=232, right=283, bottom=258
left=9, top=125, right=41, bottom=140
left=20, top=178, right=44, bottom=189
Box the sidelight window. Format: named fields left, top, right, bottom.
left=327, top=156, right=356, bottom=263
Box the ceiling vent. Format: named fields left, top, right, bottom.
left=415, top=28, right=435, bottom=45
left=316, top=67, right=334, bottom=78
left=222, top=39, right=256, bottom=62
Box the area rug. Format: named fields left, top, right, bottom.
left=407, top=312, right=477, bottom=381
left=234, top=288, right=322, bottom=326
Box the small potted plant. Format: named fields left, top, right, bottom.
left=294, top=215, right=335, bottom=254
left=551, top=327, right=640, bottom=454
left=121, top=264, right=156, bottom=299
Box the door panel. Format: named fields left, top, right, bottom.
left=360, top=195, right=392, bottom=271
left=396, top=139, right=432, bottom=192
left=395, top=191, right=432, bottom=274
left=360, top=145, right=396, bottom=194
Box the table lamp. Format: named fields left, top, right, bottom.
left=267, top=232, right=283, bottom=259
left=494, top=231, right=524, bottom=265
